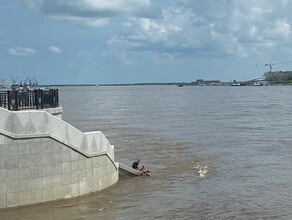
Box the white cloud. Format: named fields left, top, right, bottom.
left=273, top=19, right=290, bottom=39
left=108, top=7, right=215, bottom=57
left=50, top=15, right=109, bottom=27
left=21, top=0, right=159, bottom=27
left=49, top=46, right=62, bottom=54
left=107, top=0, right=292, bottom=62
left=19, top=0, right=292, bottom=63
left=8, top=47, right=36, bottom=56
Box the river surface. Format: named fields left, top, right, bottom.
left=1, top=85, right=292, bottom=219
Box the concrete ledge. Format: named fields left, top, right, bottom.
left=26, top=107, right=63, bottom=119
left=0, top=129, right=117, bottom=171
left=119, top=163, right=142, bottom=176
left=0, top=107, right=115, bottom=165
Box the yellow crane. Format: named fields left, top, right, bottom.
left=265, top=61, right=292, bottom=72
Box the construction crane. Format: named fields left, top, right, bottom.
left=265, top=61, right=292, bottom=72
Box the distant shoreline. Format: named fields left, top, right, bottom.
left=40, top=82, right=230, bottom=87
left=41, top=83, right=186, bottom=87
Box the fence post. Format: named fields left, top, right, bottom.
left=14, top=90, right=18, bottom=111
left=34, top=89, right=39, bottom=109
left=55, top=89, right=59, bottom=107
left=49, top=89, right=53, bottom=107
left=40, top=90, right=43, bottom=109
left=52, top=89, right=58, bottom=107
left=7, top=91, right=11, bottom=110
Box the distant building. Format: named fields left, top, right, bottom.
left=195, top=79, right=221, bottom=86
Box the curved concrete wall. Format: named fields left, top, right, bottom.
left=0, top=107, right=119, bottom=209
left=43, top=107, right=63, bottom=119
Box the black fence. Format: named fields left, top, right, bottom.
left=0, top=89, right=59, bottom=111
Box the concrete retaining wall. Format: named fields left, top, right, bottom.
left=0, top=107, right=119, bottom=209
left=42, top=107, right=63, bottom=119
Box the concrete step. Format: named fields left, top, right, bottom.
left=119, top=163, right=142, bottom=177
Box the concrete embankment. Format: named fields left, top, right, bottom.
left=119, top=163, right=141, bottom=177
left=0, top=107, right=119, bottom=209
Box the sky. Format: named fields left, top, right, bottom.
left=1, top=0, right=292, bottom=84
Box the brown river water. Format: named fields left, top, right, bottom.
left=1, top=85, right=292, bottom=219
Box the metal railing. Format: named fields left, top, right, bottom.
left=0, top=89, right=59, bottom=111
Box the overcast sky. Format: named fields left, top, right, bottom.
left=1, top=0, right=292, bottom=84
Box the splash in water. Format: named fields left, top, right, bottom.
left=193, top=162, right=208, bottom=178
